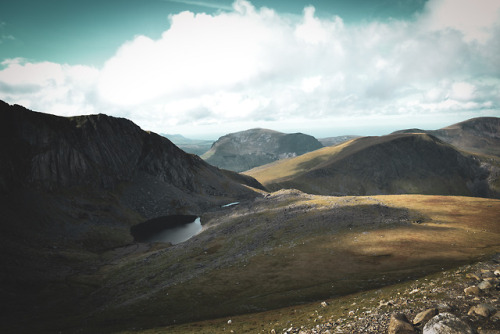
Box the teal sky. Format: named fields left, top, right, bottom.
left=0, top=0, right=498, bottom=139
left=1, top=0, right=426, bottom=66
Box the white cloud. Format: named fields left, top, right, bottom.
left=0, top=0, right=499, bottom=137
left=0, top=58, right=99, bottom=115
left=421, top=0, right=500, bottom=43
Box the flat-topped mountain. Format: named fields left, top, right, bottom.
left=393, top=117, right=500, bottom=156
left=201, top=128, right=324, bottom=172
left=245, top=132, right=500, bottom=198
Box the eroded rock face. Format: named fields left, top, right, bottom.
left=0, top=100, right=263, bottom=248
left=202, top=128, right=324, bottom=172
left=423, top=313, right=475, bottom=334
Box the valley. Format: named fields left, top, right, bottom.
left=0, top=100, right=499, bottom=333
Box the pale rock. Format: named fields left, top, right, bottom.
left=388, top=313, right=416, bottom=334
left=423, top=313, right=475, bottom=334
left=478, top=280, right=493, bottom=290
left=413, top=308, right=439, bottom=326
left=468, top=304, right=496, bottom=317
left=464, top=286, right=481, bottom=295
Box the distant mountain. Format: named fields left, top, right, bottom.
left=202, top=128, right=324, bottom=172
left=393, top=117, right=500, bottom=156
left=162, top=133, right=214, bottom=156
left=245, top=133, right=500, bottom=198
left=319, top=135, right=360, bottom=147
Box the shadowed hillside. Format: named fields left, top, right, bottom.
left=393, top=117, right=500, bottom=157
left=245, top=133, right=500, bottom=197
left=0, top=100, right=263, bottom=332
left=202, top=128, right=324, bottom=172
left=65, top=190, right=500, bottom=333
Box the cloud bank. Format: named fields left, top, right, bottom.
left=0, top=0, right=499, bottom=137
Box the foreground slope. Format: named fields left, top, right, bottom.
left=202, top=128, right=324, bottom=172
left=55, top=190, right=500, bottom=333
left=0, top=100, right=262, bottom=332
left=245, top=133, right=500, bottom=197
left=394, top=117, right=500, bottom=157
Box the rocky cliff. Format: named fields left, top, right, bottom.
left=0, top=100, right=264, bottom=324
left=202, top=128, right=324, bottom=172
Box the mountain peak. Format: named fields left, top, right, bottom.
left=202, top=128, right=324, bottom=172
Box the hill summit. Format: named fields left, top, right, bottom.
left=393, top=117, right=500, bottom=157
left=202, top=128, right=324, bottom=172
left=246, top=132, right=500, bottom=198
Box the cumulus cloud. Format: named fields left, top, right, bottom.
left=0, top=0, right=499, bottom=137
left=0, top=58, right=99, bottom=115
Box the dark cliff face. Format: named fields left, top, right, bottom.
left=0, top=100, right=265, bottom=332
left=202, top=128, right=324, bottom=172
left=0, top=100, right=263, bottom=248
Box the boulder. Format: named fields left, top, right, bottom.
left=468, top=304, right=496, bottom=318
left=389, top=313, right=416, bottom=334
left=464, top=286, right=481, bottom=295
left=413, top=308, right=439, bottom=326
left=478, top=280, right=493, bottom=290
left=423, top=313, right=475, bottom=334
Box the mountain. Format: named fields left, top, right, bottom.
left=0, top=100, right=263, bottom=332
left=393, top=117, right=500, bottom=157
left=201, top=128, right=324, bottom=172
left=319, top=135, right=360, bottom=146
left=245, top=132, right=500, bottom=197
left=162, top=133, right=214, bottom=156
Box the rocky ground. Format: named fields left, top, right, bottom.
left=268, top=254, right=500, bottom=334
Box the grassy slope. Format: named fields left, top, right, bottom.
left=245, top=133, right=500, bottom=196
left=74, top=192, right=500, bottom=333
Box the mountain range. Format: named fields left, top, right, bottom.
left=0, top=100, right=499, bottom=333
left=245, top=131, right=500, bottom=197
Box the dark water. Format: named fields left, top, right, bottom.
left=131, top=215, right=202, bottom=244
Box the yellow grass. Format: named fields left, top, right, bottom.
left=99, top=194, right=500, bottom=333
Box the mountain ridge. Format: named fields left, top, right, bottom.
left=246, top=132, right=500, bottom=198
left=393, top=117, right=500, bottom=157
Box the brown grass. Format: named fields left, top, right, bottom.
left=85, top=193, right=500, bottom=333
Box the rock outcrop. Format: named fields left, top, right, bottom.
left=202, top=128, right=324, bottom=172
left=0, top=100, right=264, bottom=332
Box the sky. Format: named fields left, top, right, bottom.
left=0, top=0, right=499, bottom=139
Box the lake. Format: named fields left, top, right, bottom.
left=131, top=215, right=202, bottom=244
